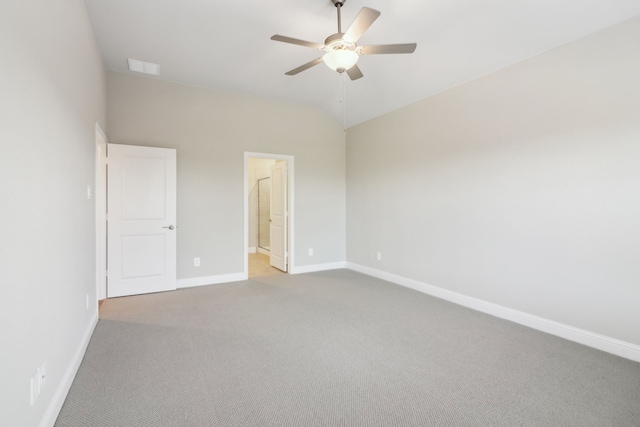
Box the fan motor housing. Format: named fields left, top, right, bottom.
left=324, top=33, right=356, bottom=52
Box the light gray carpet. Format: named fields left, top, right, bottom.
left=56, top=270, right=640, bottom=426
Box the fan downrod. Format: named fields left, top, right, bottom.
left=331, top=0, right=346, bottom=33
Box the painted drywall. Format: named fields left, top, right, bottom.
left=248, top=158, right=276, bottom=251
left=106, top=71, right=346, bottom=280
left=346, top=16, right=640, bottom=346
left=0, top=0, right=106, bottom=425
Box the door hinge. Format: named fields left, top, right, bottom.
left=105, top=213, right=108, bottom=221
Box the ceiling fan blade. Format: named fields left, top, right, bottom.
left=285, top=57, right=324, bottom=76
left=271, top=35, right=324, bottom=50
left=343, top=7, right=381, bottom=43
left=346, top=64, right=363, bottom=81
left=359, top=43, right=417, bottom=55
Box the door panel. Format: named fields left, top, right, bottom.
left=270, top=162, right=287, bottom=272
left=120, top=235, right=166, bottom=278
left=107, top=144, right=177, bottom=297
left=120, top=156, right=167, bottom=219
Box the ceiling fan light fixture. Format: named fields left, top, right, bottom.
left=272, top=1, right=416, bottom=80
left=323, top=49, right=359, bottom=73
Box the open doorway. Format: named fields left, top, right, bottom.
left=244, top=152, right=294, bottom=278
left=96, top=142, right=178, bottom=300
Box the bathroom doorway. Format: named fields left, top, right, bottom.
left=244, top=153, right=294, bottom=278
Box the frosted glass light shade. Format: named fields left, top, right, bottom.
left=323, top=50, right=359, bottom=72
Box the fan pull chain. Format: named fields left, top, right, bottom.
left=340, top=73, right=347, bottom=132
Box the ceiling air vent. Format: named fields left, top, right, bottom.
left=127, top=59, right=160, bottom=76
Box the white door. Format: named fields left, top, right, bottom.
left=270, top=162, right=287, bottom=272
left=107, top=144, right=177, bottom=297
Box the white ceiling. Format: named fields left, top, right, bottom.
left=85, top=0, right=640, bottom=127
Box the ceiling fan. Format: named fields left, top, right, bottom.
left=271, top=0, right=417, bottom=80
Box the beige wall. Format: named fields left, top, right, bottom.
left=347, top=17, right=640, bottom=346
left=106, top=71, right=346, bottom=279
left=0, top=0, right=107, bottom=425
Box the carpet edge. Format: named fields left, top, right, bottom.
left=347, top=262, right=640, bottom=363
left=177, top=272, right=247, bottom=289
left=40, top=310, right=98, bottom=427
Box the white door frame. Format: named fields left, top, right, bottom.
left=95, top=124, right=107, bottom=301
left=244, top=152, right=295, bottom=277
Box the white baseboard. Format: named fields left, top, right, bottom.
left=40, top=310, right=98, bottom=427
left=177, top=272, right=247, bottom=289
left=257, top=247, right=270, bottom=256
left=347, top=262, right=640, bottom=363
left=290, top=261, right=347, bottom=275
left=248, top=247, right=257, bottom=254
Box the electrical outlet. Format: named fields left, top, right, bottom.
left=30, top=361, right=47, bottom=406
left=30, top=370, right=40, bottom=406
left=86, top=294, right=89, bottom=310
left=40, top=361, right=47, bottom=387
left=194, top=257, right=200, bottom=267
left=86, top=184, right=92, bottom=200
left=308, top=248, right=314, bottom=256
left=376, top=251, right=382, bottom=261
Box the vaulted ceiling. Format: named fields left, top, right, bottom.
left=85, top=0, right=640, bottom=127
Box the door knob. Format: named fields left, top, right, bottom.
left=163, top=225, right=175, bottom=230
